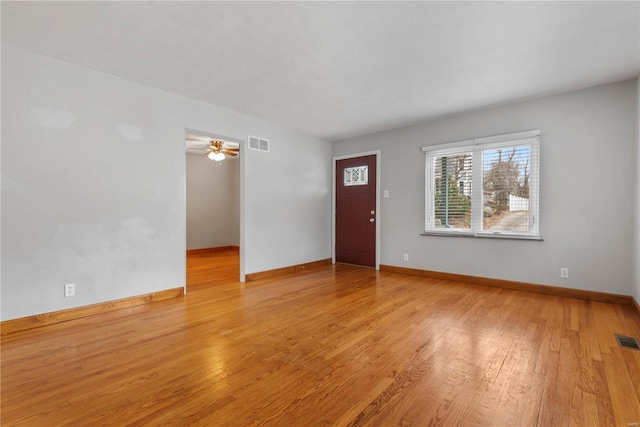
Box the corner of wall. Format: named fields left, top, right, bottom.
left=634, top=76, right=640, bottom=305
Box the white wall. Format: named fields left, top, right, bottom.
left=186, top=154, right=239, bottom=249
left=334, top=79, right=638, bottom=296
left=1, top=45, right=332, bottom=321
left=634, top=77, right=640, bottom=303
left=243, top=124, right=332, bottom=274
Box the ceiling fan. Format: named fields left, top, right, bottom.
left=186, top=137, right=239, bottom=162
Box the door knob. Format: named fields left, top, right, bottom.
left=370, top=218, right=375, bottom=223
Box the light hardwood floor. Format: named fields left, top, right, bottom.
left=2, top=250, right=640, bottom=426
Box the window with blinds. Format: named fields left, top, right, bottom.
left=423, top=130, right=540, bottom=238
left=431, top=151, right=473, bottom=231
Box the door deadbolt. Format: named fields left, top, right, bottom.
left=370, top=210, right=375, bottom=215
left=370, top=218, right=375, bottom=223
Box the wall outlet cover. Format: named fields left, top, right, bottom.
left=64, top=283, right=75, bottom=297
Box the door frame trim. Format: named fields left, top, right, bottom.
left=332, top=150, right=381, bottom=270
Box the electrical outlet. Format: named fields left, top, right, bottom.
left=403, top=253, right=409, bottom=262
left=64, top=283, right=75, bottom=297
left=560, top=268, right=569, bottom=279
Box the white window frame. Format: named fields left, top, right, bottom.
left=422, top=130, right=541, bottom=240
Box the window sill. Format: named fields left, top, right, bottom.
left=421, top=231, right=543, bottom=241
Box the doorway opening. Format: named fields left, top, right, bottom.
left=185, top=130, right=242, bottom=286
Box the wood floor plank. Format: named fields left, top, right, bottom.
left=2, top=250, right=639, bottom=426
left=603, top=349, right=640, bottom=426
left=591, top=358, right=617, bottom=427
left=457, top=338, right=515, bottom=426
left=536, top=347, right=561, bottom=427
left=568, top=331, right=584, bottom=427
left=581, top=391, right=600, bottom=427
left=552, top=337, right=572, bottom=427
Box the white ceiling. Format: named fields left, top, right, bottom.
left=2, top=1, right=639, bottom=141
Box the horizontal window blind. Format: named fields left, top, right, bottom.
left=430, top=151, right=473, bottom=230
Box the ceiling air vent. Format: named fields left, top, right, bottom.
left=248, top=136, right=269, bottom=152
left=615, top=334, right=640, bottom=350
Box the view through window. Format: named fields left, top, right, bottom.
left=423, top=131, right=540, bottom=238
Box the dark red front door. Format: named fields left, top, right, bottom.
left=336, top=155, right=376, bottom=267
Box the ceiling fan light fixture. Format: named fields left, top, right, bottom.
left=207, top=152, right=217, bottom=160
left=212, top=152, right=225, bottom=161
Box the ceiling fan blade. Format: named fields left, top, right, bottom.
left=222, top=149, right=238, bottom=156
